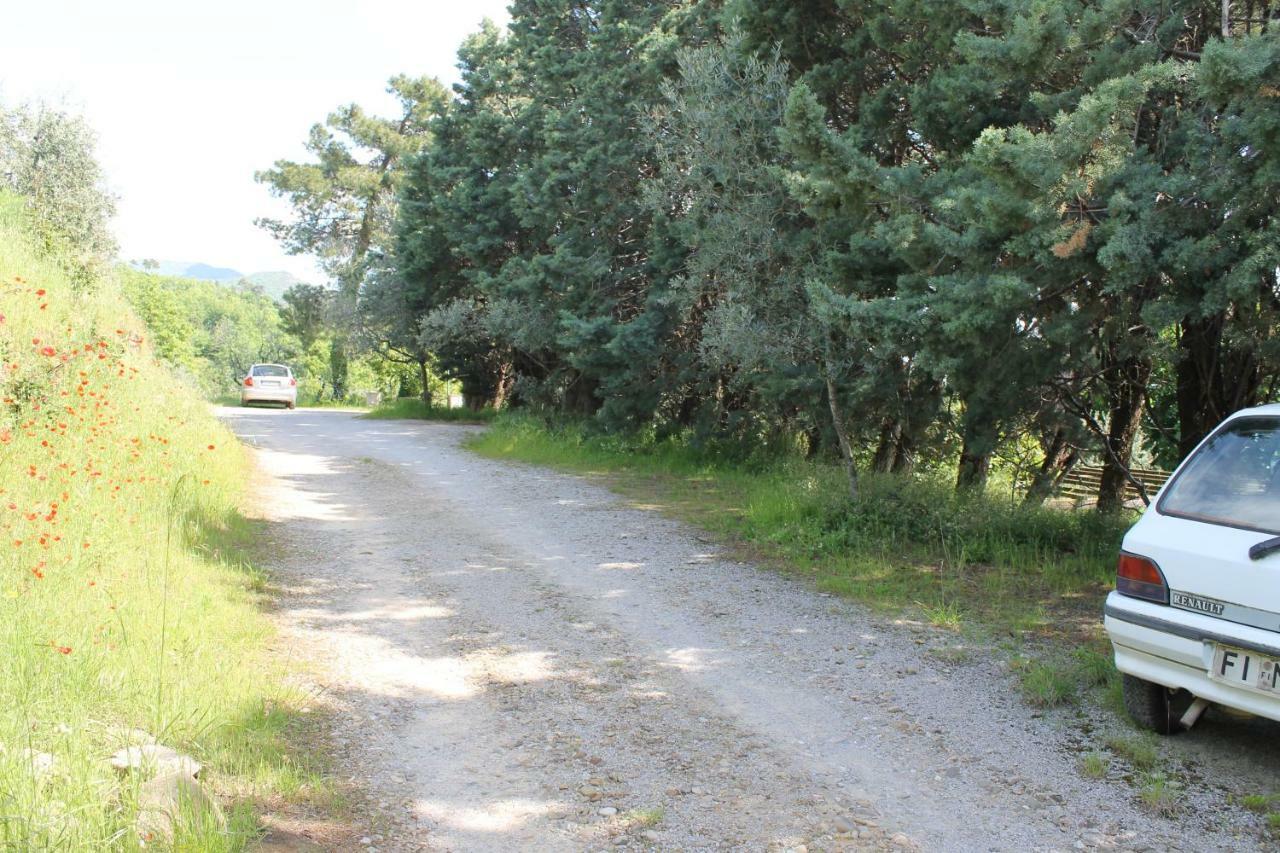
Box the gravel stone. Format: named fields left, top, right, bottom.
left=223, top=409, right=1271, bottom=852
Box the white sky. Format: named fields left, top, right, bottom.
left=1, top=0, right=511, bottom=283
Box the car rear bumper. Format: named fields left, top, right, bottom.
left=240, top=387, right=297, bottom=404
left=1105, top=592, right=1280, bottom=722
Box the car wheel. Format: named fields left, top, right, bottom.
left=1121, top=674, right=1194, bottom=735
left=286, top=402, right=295, bottom=410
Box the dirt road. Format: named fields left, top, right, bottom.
left=220, top=408, right=1275, bottom=852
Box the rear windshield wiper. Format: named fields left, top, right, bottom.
left=1249, top=536, right=1280, bottom=561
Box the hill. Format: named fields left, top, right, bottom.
left=130, top=259, right=244, bottom=281
left=240, top=269, right=306, bottom=300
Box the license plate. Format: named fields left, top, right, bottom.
left=259, top=380, right=279, bottom=387
left=1209, top=645, right=1280, bottom=694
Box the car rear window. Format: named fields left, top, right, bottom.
left=251, top=365, right=289, bottom=377
left=1159, top=416, right=1280, bottom=535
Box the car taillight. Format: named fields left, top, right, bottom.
left=1116, top=552, right=1168, bottom=604
left=290, top=377, right=296, bottom=387
left=244, top=377, right=253, bottom=387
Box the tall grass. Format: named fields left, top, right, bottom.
left=469, top=413, right=1131, bottom=634
left=0, top=194, right=322, bottom=847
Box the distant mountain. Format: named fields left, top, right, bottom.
left=128, top=261, right=314, bottom=301
left=131, top=260, right=244, bottom=281
left=240, top=270, right=306, bottom=301
left=184, top=262, right=244, bottom=281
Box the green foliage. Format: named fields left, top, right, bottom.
left=365, top=0, right=1280, bottom=510
left=255, top=76, right=449, bottom=294
left=119, top=267, right=299, bottom=397
left=0, top=101, right=116, bottom=282
left=0, top=192, right=326, bottom=846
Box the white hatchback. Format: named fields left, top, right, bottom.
left=1105, top=404, right=1280, bottom=733
left=240, top=363, right=297, bottom=409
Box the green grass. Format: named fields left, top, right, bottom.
left=365, top=397, right=497, bottom=422
left=1242, top=793, right=1279, bottom=812
left=623, top=807, right=664, bottom=828
left=1138, top=772, right=1185, bottom=815
left=467, top=414, right=1130, bottom=637
left=1105, top=733, right=1161, bottom=771
left=926, top=645, right=972, bottom=666
left=1013, top=658, right=1079, bottom=707
left=0, top=193, right=329, bottom=847
left=1079, top=752, right=1109, bottom=779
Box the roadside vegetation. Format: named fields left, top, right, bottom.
left=0, top=192, right=328, bottom=845
left=470, top=414, right=1130, bottom=638
left=364, top=397, right=495, bottom=423
left=122, top=269, right=425, bottom=407
left=257, top=1, right=1280, bottom=521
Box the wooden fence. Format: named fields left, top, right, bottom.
left=1054, top=464, right=1172, bottom=507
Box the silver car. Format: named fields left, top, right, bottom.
left=240, top=363, right=297, bottom=409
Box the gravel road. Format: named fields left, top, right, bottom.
left=219, top=408, right=1278, bottom=853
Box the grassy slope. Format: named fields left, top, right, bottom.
left=467, top=414, right=1132, bottom=695
left=0, top=195, right=324, bottom=848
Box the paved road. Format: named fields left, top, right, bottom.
left=220, top=407, right=1274, bottom=852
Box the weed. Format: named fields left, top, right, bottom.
left=1138, top=772, right=1185, bottom=815
left=1268, top=813, right=1280, bottom=831
left=918, top=600, right=964, bottom=629
left=1242, top=793, right=1279, bottom=812
left=926, top=646, right=972, bottom=666
left=1014, top=658, right=1077, bottom=708
left=1071, top=646, right=1117, bottom=689
left=1079, top=752, right=1109, bottom=779
left=1105, top=733, right=1160, bottom=771
left=624, top=807, right=664, bottom=828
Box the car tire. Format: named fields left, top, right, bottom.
left=286, top=402, right=295, bottom=410
left=1121, top=674, right=1193, bottom=735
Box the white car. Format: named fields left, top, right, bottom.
left=1105, top=404, right=1280, bottom=733
left=240, top=363, right=297, bottom=409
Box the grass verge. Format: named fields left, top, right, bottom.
left=467, top=413, right=1130, bottom=640
left=365, top=397, right=497, bottom=423
left=0, top=193, right=330, bottom=847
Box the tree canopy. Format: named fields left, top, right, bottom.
left=267, top=1, right=1280, bottom=507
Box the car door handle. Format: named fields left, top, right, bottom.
left=1249, top=536, right=1280, bottom=561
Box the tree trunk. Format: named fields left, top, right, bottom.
left=1176, top=313, right=1259, bottom=461
left=825, top=376, right=859, bottom=500
left=490, top=358, right=514, bottom=410
left=804, top=424, right=823, bottom=459
left=1097, top=356, right=1153, bottom=512
left=956, top=414, right=997, bottom=492
left=418, top=358, right=432, bottom=406
left=329, top=337, right=349, bottom=401
left=1023, top=427, right=1078, bottom=506
left=563, top=372, right=601, bottom=417
left=891, top=429, right=917, bottom=475
left=871, top=418, right=902, bottom=473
